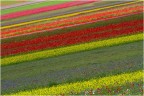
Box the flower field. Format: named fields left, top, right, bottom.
left=12, top=71, right=143, bottom=95
left=2, top=4, right=142, bottom=38
left=1, top=0, right=143, bottom=95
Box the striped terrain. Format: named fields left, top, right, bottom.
left=1, top=0, right=143, bottom=95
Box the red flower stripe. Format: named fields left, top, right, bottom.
left=2, top=12, right=142, bottom=40
left=2, top=5, right=142, bottom=34
left=1, top=1, right=96, bottom=20
left=2, top=19, right=142, bottom=49
left=2, top=5, right=142, bottom=38
left=2, top=24, right=143, bottom=56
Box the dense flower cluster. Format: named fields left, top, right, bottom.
left=2, top=5, right=142, bottom=38
left=12, top=71, right=143, bottom=95
left=2, top=19, right=142, bottom=56
left=1, top=1, right=95, bottom=20
left=1, top=33, right=143, bottom=66
left=1, top=1, right=143, bottom=95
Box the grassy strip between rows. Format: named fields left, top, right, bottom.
left=2, top=1, right=140, bottom=27
left=2, top=7, right=142, bottom=38
left=1, top=1, right=139, bottom=29
left=2, top=13, right=142, bottom=44
left=12, top=70, right=143, bottom=95
left=1, top=1, right=70, bottom=15
left=1, top=1, right=121, bottom=26
left=1, top=33, right=143, bottom=66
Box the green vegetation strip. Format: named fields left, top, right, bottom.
left=2, top=41, right=142, bottom=94
left=1, top=33, right=143, bottom=66
left=1, top=1, right=70, bottom=15
left=12, top=71, right=143, bottom=95
left=2, top=13, right=142, bottom=44
left=1, top=1, right=127, bottom=25
left=1, top=1, right=96, bottom=24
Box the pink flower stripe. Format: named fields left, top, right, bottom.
left=2, top=12, right=142, bottom=40
left=2, top=5, right=142, bottom=38
left=1, top=0, right=46, bottom=10
left=1, top=0, right=97, bottom=20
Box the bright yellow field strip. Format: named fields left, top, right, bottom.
left=12, top=71, right=143, bottom=95
left=1, top=1, right=139, bottom=29
left=1, top=33, right=143, bottom=66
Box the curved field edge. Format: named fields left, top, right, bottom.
left=1, top=33, right=143, bottom=66
left=12, top=71, right=143, bottom=95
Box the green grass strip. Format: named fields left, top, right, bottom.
left=12, top=70, right=143, bottom=95
left=1, top=33, right=143, bottom=66
left=2, top=13, right=142, bottom=44
left=1, top=1, right=71, bottom=15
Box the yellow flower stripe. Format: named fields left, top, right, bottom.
left=1, top=1, right=139, bottom=29
left=1, top=33, right=143, bottom=66
left=13, top=71, right=143, bottom=95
